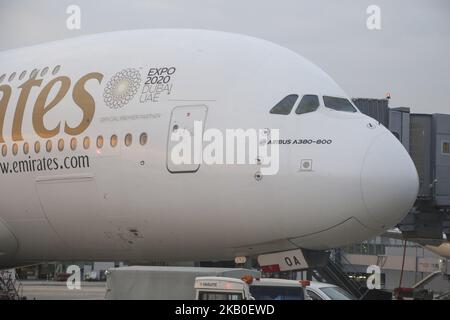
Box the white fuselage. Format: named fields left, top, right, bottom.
left=0, top=30, right=419, bottom=267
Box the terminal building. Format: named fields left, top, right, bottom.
left=339, top=237, right=449, bottom=293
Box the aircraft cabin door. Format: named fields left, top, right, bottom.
left=167, top=105, right=208, bottom=173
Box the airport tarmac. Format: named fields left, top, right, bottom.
left=20, top=281, right=107, bottom=300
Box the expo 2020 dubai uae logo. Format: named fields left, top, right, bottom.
left=103, top=68, right=141, bottom=109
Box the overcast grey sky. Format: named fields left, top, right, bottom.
left=1, top=0, right=449, bottom=114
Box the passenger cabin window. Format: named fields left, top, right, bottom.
left=52, top=65, right=61, bottom=75
left=83, top=137, right=90, bottom=150
left=58, top=139, right=64, bottom=151
left=8, top=72, right=16, bottom=82
left=70, top=138, right=77, bottom=151
left=23, top=142, right=29, bottom=155
left=41, top=67, right=49, bottom=77
left=323, top=96, right=357, bottom=113
left=19, top=71, right=26, bottom=80
left=140, top=133, right=148, bottom=146
left=270, top=94, right=298, bottom=115
left=34, top=141, right=40, bottom=154
left=295, top=95, right=320, bottom=114
left=46, top=140, right=52, bottom=152
left=125, top=134, right=132, bottom=147
left=0, top=133, right=150, bottom=158
left=30, top=69, right=39, bottom=79
left=110, top=135, right=118, bottom=148
left=97, top=136, right=104, bottom=149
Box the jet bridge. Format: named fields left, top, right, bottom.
left=353, top=98, right=450, bottom=242
left=409, top=113, right=450, bottom=204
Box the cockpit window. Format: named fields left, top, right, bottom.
left=323, top=96, right=357, bottom=113
left=295, top=95, right=320, bottom=114
left=270, top=94, right=298, bottom=115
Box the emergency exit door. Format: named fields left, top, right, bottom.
left=167, top=105, right=208, bottom=173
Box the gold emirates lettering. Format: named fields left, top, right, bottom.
left=0, top=72, right=103, bottom=142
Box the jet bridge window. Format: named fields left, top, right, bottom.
left=443, top=141, right=450, bottom=155
left=323, top=96, right=357, bottom=113
left=270, top=94, right=298, bottom=115
left=295, top=95, right=320, bottom=114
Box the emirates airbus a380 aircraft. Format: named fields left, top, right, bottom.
left=0, top=29, right=418, bottom=268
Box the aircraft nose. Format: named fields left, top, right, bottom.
left=360, top=132, right=419, bottom=229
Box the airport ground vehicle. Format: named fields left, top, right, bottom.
left=195, top=276, right=355, bottom=300
left=195, top=277, right=310, bottom=300
left=249, top=278, right=354, bottom=300
left=105, top=266, right=260, bottom=300
left=105, top=264, right=359, bottom=300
